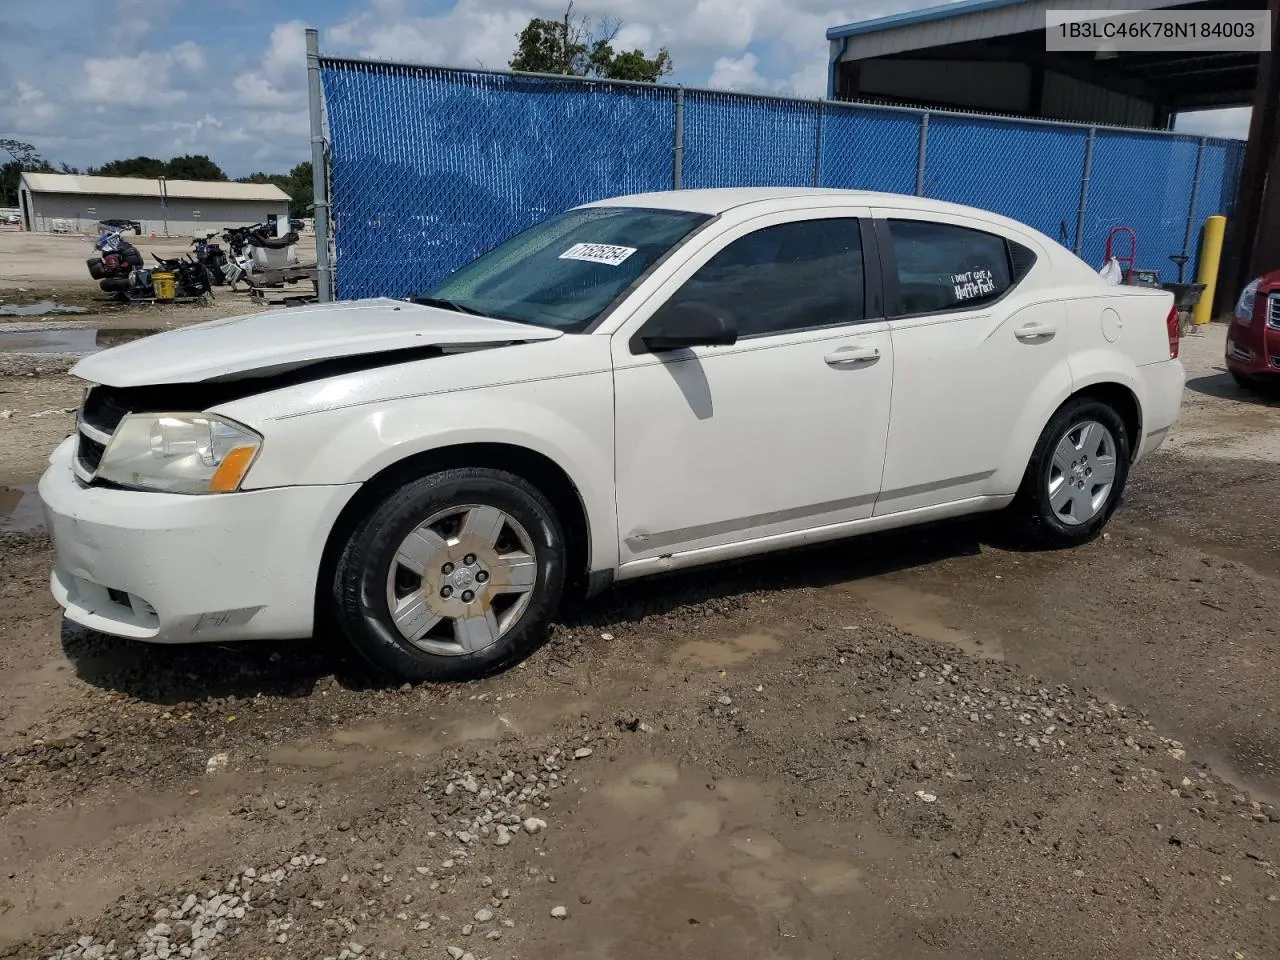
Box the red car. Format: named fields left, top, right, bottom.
left=1226, top=269, right=1280, bottom=392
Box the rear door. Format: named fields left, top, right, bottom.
left=872, top=211, right=1073, bottom=515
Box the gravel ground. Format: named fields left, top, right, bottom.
left=2, top=321, right=1279, bottom=960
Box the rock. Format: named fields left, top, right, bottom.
left=274, top=799, right=287, bottom=809
left=550, top=905, right=569, bottom=919
left=474, top=908, right=494, bottom=923
left=447, top=948, right=465, bottom=959
left=522, top=817, right=547, bottom=835
left=461, top=924, right=473, bottom=936
left=486, top=930, right=502, bottom=940
left=716, top=696, right=733, bottom=707
left=914, top=790, right=938, bottom=803
left=573, top=747, right=593, bottom=759
left=205, top=753, right=229, bottom=775
left=494, top=826, right=512, bottom=847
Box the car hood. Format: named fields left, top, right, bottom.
left=71, top=297, right=563, bottom=387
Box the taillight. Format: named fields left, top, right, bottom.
left=1166, top=303, right=1179, bottom=359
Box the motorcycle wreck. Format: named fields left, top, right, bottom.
left=85, top=226, right=216, bottom=303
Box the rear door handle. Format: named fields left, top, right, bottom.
left=824, top=344, right=881, bottom=366
left=1015, top=322, right=1057, bottom=341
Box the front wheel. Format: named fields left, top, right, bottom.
left=1011, top=398, right=1131, bottom=547
left=333, top=468, right=566, bottom=682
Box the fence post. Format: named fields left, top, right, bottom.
left=1073, top=126, right=1096, bottom=257
left=1181, top=137, right=1207, bottom=270
left=915, top=113, right=929, bottom=196
left=673, top=86, right=685, bottom=190
left=813, top=101, right=824, bottom=187
left=306, top=27, right=333, bottom=303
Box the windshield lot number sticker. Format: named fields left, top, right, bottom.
left=953, top=268, right=996, bottom=300
left=559, top=243, right=637, bottom=266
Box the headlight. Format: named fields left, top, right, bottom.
left=1235, top=277, right=1261, bottom=324
left=97, top=413, right=262, bottom=494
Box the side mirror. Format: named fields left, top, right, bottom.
left=638, top=301, right=738, bottom=353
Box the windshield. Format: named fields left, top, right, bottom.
left=420, top=207, right=710, bottom=332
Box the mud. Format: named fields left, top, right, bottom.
left=0, top=327, right=153, bottom=354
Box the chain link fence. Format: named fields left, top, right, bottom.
left=318, top=56, right=1245, bottom=301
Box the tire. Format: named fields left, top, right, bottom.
left=1228, top=371, right=1259, bottom=394
left=333, top=468, right=566, bottom=682
left=1011, top=397, right=1131, bottom=547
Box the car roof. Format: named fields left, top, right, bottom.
left=584, top=187, right=976, bottom=216
left=582, top=187, right=1077, bottom=260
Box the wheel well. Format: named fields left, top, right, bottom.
left=315, top=443, right=593, bottom=620
left=1071, top=382, right=1141, bottom=458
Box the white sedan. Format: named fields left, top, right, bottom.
left=40, top=188, right=1185, bottom=681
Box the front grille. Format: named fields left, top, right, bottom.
left=81, top=387, right=132, bottom=434
left=77, top=434, right=105, bottom=474
left=1268, top=294, right=1280, bottom=330
left=75, top=386, right=135, bottom=482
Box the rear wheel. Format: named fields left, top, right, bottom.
left=1011, top=398, right=1130, bottom=547
left=333, top=468, right=566, bottom=682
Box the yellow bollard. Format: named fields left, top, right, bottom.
left=1193, top=215, right=1226, bottom=325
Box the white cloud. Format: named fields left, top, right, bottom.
left=328, top=1, right=533, bottom=69
left=232, top=20, right=308, bottom=108
left=14, top=82, right=59, bottom=129
left=80, top=42, right=206, bottom=106
left=1175, top=107, right=1251, bottom=140
left=707, top=52, right=770, bottom=92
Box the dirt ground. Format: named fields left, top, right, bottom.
left=2, top=284, right=1280, bottom=960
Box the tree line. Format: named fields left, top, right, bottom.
left=0, top=140, right=313, bottom=218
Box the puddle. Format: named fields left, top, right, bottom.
left=671, top=632, right=781, bottom=667
left=0, top=484, right=43, bottom=533
left=840, top=579, right=1004, bottom=660
left=0, top=300, right=89, bottom=317
left=595, top=761, right=863, bottom=914
left=317, top=695, right=595, bottom=758
left=0, top=327, right=152, bottom=354
left=1138, top=522, right=1280, bottom=579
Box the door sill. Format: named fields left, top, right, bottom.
left=614, top=495, right=1013, bottom=581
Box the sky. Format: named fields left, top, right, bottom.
left=0, top=0, right=1251, bottom=180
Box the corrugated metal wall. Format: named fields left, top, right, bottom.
left=24, top=193, right=290, bottom=237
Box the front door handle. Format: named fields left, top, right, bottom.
left=824, top=344, right=881, bottom=366
left=1015, top=321, right=1057, bottom=341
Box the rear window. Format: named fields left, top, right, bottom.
left=886, top=219, right=1028, bottom=317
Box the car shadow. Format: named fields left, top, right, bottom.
left=1186, top=369, right=1280, bottom=406
left=60, top=514, right=1028, bottom=705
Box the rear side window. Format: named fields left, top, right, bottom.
left=885, top=219, right=1027, bottom=316
left=658, top=218, right=865, bottom=337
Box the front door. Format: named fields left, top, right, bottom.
left=610, top=211, right=894, bottom=567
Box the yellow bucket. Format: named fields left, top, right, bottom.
left=152, top=271, right=176, bottom=300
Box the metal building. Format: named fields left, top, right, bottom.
left=17, top=173, right=291, bottom=236
left=827, top=0, right=1264, bottom=127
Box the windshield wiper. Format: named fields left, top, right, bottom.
left=409, top=296, right=489, bottom=317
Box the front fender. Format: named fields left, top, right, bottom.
left=237, top=373, right=619, bottom=571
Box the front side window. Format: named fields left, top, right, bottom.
left=650, top=218, right=865, bottom=338
left=421, top=207, right=710, bottom=333
left=886, top=219, right=1015, bottom=316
